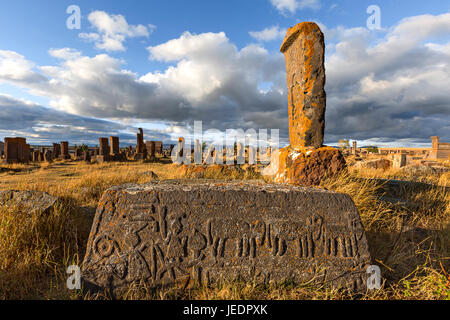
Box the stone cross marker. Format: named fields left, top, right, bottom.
left=280, top=22, right=326, bottom=149
left=82, top=181, right=371, bottom=296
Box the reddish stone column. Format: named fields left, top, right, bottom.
left=60, top=142, right=70, bottom=159
left=281, top=22, right=326, bottom=149
left=110, top=136, right=120, bottom=155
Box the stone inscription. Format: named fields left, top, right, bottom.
left=82, top=182, right=371, bottom=295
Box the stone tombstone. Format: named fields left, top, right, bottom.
left=154, top=141, right=163, bottom=155
left=53, top=143, right=61, bottom=159
left=226, top=146, right=235, bottom=165
left=280, top=22, right=326, bottom=149
left=60, top=142, right=70, bottom=160
left=99, top=138, right=109, bottom=157
left=393, top=153, right=407, bottom=169
left=146, top=141, right=156, bottom=158
left=32, top=150, right=40, bottom=162
left=248, top=145, right=257, bottom=165
left=194, top=140, right=202, bottom=164
left=203, top=146, right=214, bottom=165
left=4, top=137, right=28, bottom=164
left=176, top=138, right=185, bottom=163
left=110, top=136, right=120, bottom=156
left=237, top=142, right=245, bottom=165
left=82, top=181, right=371, bottom=296
left=137, top=128, right=145, bottom=154
left=75, top=148, right=82, bottom=159
left=83, top=150, right=91, bottom=163
left=44, top=150, right=53, bottom=163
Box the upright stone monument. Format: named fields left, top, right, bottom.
left=53, top=143, right=61, bottom=159
left=4, top=137, right=29, bottom=164
left=146, top=141, right=156, bottom=161
left=44, top=150, right=53, bottom=163
left=263, top=22, right=346, bottom=186
left=281, top=22, right=326, bottom=149
left=393, top=151, right=407, bottom=169
left=135, top=129, right=147, bottom=160
left=352, top=141, right=357, bottom=156
left=154, top=141, right=163, bottom=155
left=237, top=142, right=245, bottom=165
left=248, top=145, right=257, bottom=165
left=32, top=150, right=40, bottom=162
left=83, top=150, right=92, bottom=163
left=97, top=138, right=110, bottom=163
left=110, top=137, right=120, bottom=157
left=60, top=142, right=71, bottom=160
left=81, top=181, right=371, bottom=297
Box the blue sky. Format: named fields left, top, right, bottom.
left=0, top=0, right=449, bottom=147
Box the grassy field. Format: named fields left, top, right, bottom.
left=0, top=159, right=448, bottom=300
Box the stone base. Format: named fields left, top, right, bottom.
left=263, top=146, right=347, bottom=186
left=81, top=180, right=371, bottom=297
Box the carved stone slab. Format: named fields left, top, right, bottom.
left=82, top=181, right=371, bottom=296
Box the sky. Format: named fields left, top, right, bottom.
left=0, top=0, right=449, bottom=147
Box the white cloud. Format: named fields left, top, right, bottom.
left=0, top=50, right=46, bottom=84
left=1, top=13, right=450, bottom=146
left=270, top=0, right=321, bottom=15
left=249, top=26, right=287, bottom=42
left=79, top=11, right=154, bottom=51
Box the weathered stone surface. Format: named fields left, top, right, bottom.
left=4, top=137, right=29, bottom=164
left=393, top=153, right=407, bottom=169
left=60, top=142, right=71, bottom=160
left=83, top=150, right=92, bottom=163
left=354, top=159, right=391, bottom=170
left=0, top=190, right=58, bottom=214
left=82, top=181, right=370, bottom=296
left=263, top=146, right=347, bottom=186
left=281, top=22, right=326, bottom=149
left=110, top=136, right=120, bottom=156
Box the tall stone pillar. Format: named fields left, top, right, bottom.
left=177, top=138, right=185, bottom=163
left=280, top=22, right=326, bottom=149
left=99, top=138, right=109, bottom=156
left=352, top=141, right=357, bottom=155
left=110, top=136, right=120, bottom=156
left=194, top=139, right=202, bottom=164
left=237, top=142, right=245, bottom=165
left=53, top=143, right=61, bottom=159
left=60, top=142, right=70, bottom=160
left=262, top=22, right=346, bottom=186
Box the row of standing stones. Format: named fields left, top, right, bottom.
left=0, top=22, right=368, bottom=297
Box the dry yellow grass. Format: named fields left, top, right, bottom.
left=0, top=159, right=448, bottom=300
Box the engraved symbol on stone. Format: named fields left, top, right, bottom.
left=95, top=235, right=115, bottom=258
